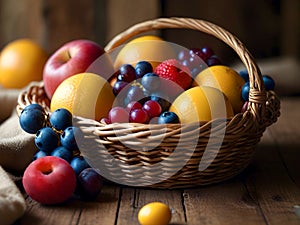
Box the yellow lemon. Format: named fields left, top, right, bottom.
left=169, top=86, right=234, bottom=123
left=0, top=39, right=48, bottom=88
left=194, top=65, right=245, bottom=114
left=50, top=73, right=115, bottom=121
left=113, top=35, right=176, bottom=70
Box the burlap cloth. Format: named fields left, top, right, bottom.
left=0, top=86, right=38, bottom=225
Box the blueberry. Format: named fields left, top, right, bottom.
left=241, top=82, right=250, bottom=102
left=70, top=156, right=90, bottom=175
left=51, top=146, right=73, bottom=162
left=262, top=75, right=275, bottom=91
left=35, top=127, right=59, bottom=152
left=150, top=94, right=171, bottom=112
left=19, top=104, right=46, bottom=134
left=141, top=73, right=161, bottom=92
left=61, top=126, right=82, bottom=150
left=33, top=150, right=49, bottom=160
left=135, top=61, right=153, bottom=79
left=77, top=168, right=103, bottom=200
left=50, top=108, right=73, bottom=131
left=239, top=70, right=249, bottom=82
left=158, top=111, right=180, bottom=124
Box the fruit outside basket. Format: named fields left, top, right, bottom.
left=16, top=17, right=280, bottom=189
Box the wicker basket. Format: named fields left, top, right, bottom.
left=16, top=17, right=280, bottom=189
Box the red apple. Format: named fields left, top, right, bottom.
left=22, top=156, right=76, bottom=205
left=43, top=39, right=113, bottom=99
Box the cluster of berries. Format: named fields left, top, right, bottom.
left=177, top=46, right=222, bottom=77
left=19, top=104, right=103, bottom=199
left=106, top=60, right=184, bottom=124
left=240, top=71, right=275, bottom=103
left=105, top=46, right=222, bottom=124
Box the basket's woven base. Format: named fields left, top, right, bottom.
left=75, top=113, right=265, bottom=189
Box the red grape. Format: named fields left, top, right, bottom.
left=129, top=109, right=149, bottom=123
left=143, top=100, right=162, bottom=118
left=108, top=106, right=129, bottom=123
left=126, top=101, right=142, bottom=112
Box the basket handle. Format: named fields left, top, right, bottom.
left=105, top=17, right=266, bottom=121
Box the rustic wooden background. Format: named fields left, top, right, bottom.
left=0, top=0, right=299, bottom=65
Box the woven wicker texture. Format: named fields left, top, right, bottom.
left=16, top=18, right=280, bottom=188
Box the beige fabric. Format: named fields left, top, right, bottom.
left=0, top=88, right=20, bottom=124
left=0, top=87, right=37, bottom=225
left=0, top=112, right=37, bottom=172
left=0, top=166, right=26, bottom=225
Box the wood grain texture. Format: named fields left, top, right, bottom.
left=105, top=0, right=160, bottom=43
left=183, top=181, right=266, bottom=225
left=42, top=0, right=99, bottom=53
left=0, top=0, right=45, bottom=48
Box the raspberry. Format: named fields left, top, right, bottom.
left=154, top=59, right=192, bottom=90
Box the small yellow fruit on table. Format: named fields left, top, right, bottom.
left=138, top=202, right=172, bottom=225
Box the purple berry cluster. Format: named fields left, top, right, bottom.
left=106, top=61, right=180, bottom=124
left=19, top=104, right=103, bottom=199
left=177, top=46, right=222, bottom=77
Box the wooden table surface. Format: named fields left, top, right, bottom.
left=15, top=97, right=300, bottom=225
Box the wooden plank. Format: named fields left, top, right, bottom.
left=267, top=97, right=300, bottom=186
left=183, top=180, right=266, bottom=225
left=281, top=0, right=300, bottom=57
left=18, top=196, right=81, bottom=225
left=0, top=0, right=45, bottom=48
left=18, top=185, right=120, bottom=225
left=42, top=0, right=100, bottom=53
left=105, top=0, right=160, bottom=44
left=116, top=187, right=186, bottom=225
left=241, top=98, right=300, bottom=224
left=76, top=184, right=121, bottom=225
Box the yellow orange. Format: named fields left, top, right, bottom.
left=0, top=39, right=48, bottom=88
left=50, top=73, right=115, bottom=121
left=194, top=65, right=245, bottom=113
left=113, top=35, right=176, bottom=70
left=169, top=86, right=234, bottom=123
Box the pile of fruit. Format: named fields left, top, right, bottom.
left=20, top=104, right=103, bottom=204
left=16, top=34, right=275, bottom=225
left=40, top=36, right=275, bottom=126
